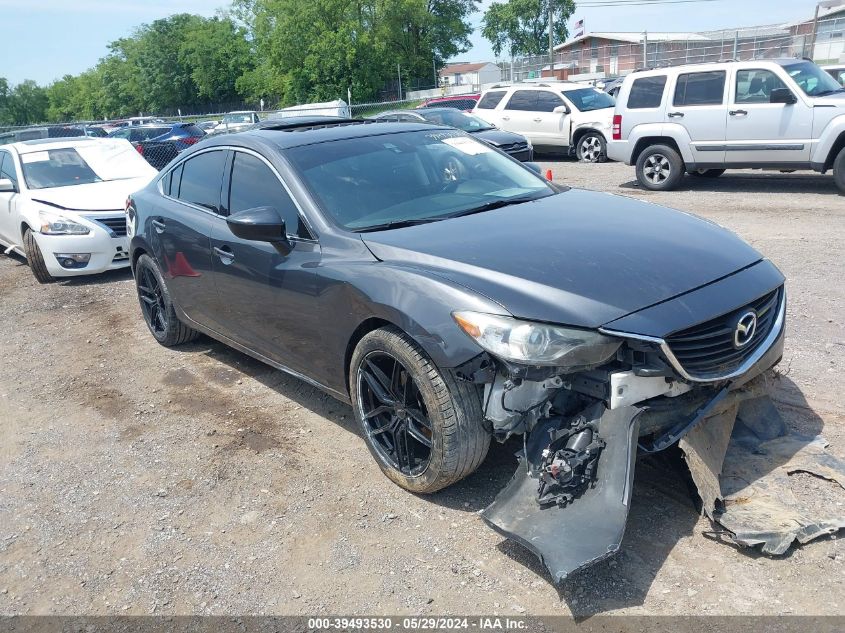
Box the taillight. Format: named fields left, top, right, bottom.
left=612, top=115, right=622, bottom=141
left=135, top=144, right=144, bottom=155
left=182, top=136, right=200, bottom=146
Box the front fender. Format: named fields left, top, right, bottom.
left=812, top=113, right=845, bottom=168
left=313, top=260, right=510, bottom=394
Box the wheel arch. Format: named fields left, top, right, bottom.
left=631, top=136, right=684, bottom=166
left=823, top=131, right=845, bottom=172
left=571, top=127, right=606, bottom=147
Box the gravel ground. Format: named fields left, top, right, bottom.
left=1, top=160, right=844, bottom=617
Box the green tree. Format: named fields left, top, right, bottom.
left=2, top=80, right=49, bottom=125
left=180, top=16, right=254, bottom=104
left=481, top=0, right=575, bottom=58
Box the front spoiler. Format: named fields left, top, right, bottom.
left=481, top=403, right=641, bottom=582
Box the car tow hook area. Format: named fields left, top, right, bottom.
left=481, top=402, right=642, bottom=583
left=681, top=395, right=845, bottom=556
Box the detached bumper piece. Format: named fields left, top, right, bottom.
left=681, top=396, right=845, bottom=556
left=481, top=402, right=641, bottom=582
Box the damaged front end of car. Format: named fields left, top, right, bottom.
left=452, top=286, right=845, bottom=582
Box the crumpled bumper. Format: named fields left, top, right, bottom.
left=481, top=384, right=845, bottom=582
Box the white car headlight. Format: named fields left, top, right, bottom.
left=453, top=311, right=621, bottom=368
left=39, top=210, right=90, bottom=236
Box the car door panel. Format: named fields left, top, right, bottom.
left=0, top=151, right=21, bottom=245
left=668, top=70, right=728, bottom=165
left=725, top=68, right=813, bottom=164
left=210, top=150, right=323, bottom=375
left=150, top=151, right=224, bottom=331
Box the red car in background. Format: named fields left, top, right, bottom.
left=417, top=94, right=479, bottom=112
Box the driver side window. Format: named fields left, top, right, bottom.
left=735, top=69, right=786, bottom=103
left=0, top=151, right=19, bottom=190
left=228, top=151, right=311, bottom=239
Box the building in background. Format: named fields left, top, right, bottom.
left=438, top=62, right=501, bottom=88
left=501, top=0, right=845, bottom=82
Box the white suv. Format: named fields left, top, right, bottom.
left=607, top=59, right=845, bottom=192
left=473, top=82, right=616, bottom=162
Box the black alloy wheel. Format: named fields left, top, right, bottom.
left=357, top=351, right=433, bottom=476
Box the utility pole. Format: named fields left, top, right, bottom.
left=809, top=2, right=821, bottom=61
left=397, top=64, right=402, bottom=101
left=548, top=2, right=555, bottom=71
left=433, top=58, right=437, bottom=88
left=643, top=30, right=648, bottom=68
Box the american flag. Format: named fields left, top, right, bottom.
left=574, top=18, right=585, bottom=38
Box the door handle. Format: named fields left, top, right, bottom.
left=729, top=109, right=748, bottom=116
left=501, top=116, right=510, bottom=121
left=533, top=117, right=542, bottom=122
left=213, top=246, right=235, bottom=263
left=667, top=111, right=684, bottom=118
left=151, top=219, right=165, bottom=233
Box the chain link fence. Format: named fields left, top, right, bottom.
left=500, top=14, right=844, bottom=83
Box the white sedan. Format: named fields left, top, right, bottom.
left=0, top=137, right=157, bottom=283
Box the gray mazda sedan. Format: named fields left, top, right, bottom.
left=127, top=120, right=785, bottom=581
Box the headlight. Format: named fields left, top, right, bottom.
left=39, top=211, right=90, bottom=235
left=453, top=311, right=621, bottom=368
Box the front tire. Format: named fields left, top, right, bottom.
left=134, top=254, right=199, bottom=347
left=636, top=144, right=684, bottom=191
left=834, top=147, right=845, bottom=194
left=22, top=228, right=54, bottom=284
left=350, top=326, right=490, bottom=494
left=576, top=132, right=607, bottom=163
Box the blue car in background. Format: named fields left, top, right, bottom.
left=108, top=122, right=205, bottom=170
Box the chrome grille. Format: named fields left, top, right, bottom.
left=665, top=287, right=782, bottom=379
left=500, top=141, right=528, bottom=154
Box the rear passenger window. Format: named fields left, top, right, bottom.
left=477, top=91, right=506, bottom=109
left=673, top=71, right=726, bottom=106
left=505, top=90, right=538, bottom=111
left=229, top=151, right=309, bottom=238
left=627, top=76, right=667, bottom=109
left=534, top=91, right=564, bottom=112
left=177, top=150, right=226, bottom=213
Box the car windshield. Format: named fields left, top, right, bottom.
left=782, top=61, right=843, bottom=96
left=563, top=88, right=615, bottom=111
left=20, top=141, right=153, bottom=189
left=418, top=110, right=495, bottom=132
left=286, top=129, right=553, bottom=232
left=223, top=114, right=253, bottom=124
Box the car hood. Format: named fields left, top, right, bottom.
left=29, top=177, right=153, bottom=212
left=361, top=189, right=763, bottom=328
left=812, top=91, right=845, bottom=105
left=471, top=128, right=527, bottom=146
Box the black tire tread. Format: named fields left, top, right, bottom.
left=135, top=254, right=200, bottom=347
left=635, top=144, right=685, bottom=191
left=351, top=326, right=490, bottom=493
left=834, top=146, right=845, bottom=194
left=22, top=228, right=54, bottom=284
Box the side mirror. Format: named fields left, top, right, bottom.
left=226, top=206, right=292, bottom=255
left=0, top=178, right=16, bottom=193
left=524, top=162, right=543, bottom=175
left=770, top=88, right=797, bottom=105
left=553, top=105, right=570, bottom=115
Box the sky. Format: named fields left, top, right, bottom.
left=0, top=0, right=823, bottom=86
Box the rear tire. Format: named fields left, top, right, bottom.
left=134, top=254, right=199, bottom=347
left=636, top=144, right=684, bottom=191
left=22, top=228, right=54, bottom=284
left=350, top=326, right=490, bottom=494
left=576, top=132, right=607, bottom=163
left=834, top=147, right=845, bottom=194
left=689, top=168, right=726, bottom=178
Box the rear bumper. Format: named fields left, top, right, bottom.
left=606, top=140, right=631, bottom=164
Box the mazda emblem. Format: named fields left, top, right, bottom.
left=734, top=311, right=758, bottom=348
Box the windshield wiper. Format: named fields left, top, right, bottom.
left=353, top=217, right=446, bottom=233
left=447, top=194, right=547, bottom=219
left=814, top=88, right=845, bottom=96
